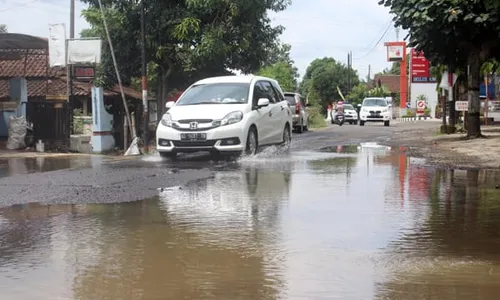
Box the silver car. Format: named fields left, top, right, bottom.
left=284, top=92, right=308, bottom=133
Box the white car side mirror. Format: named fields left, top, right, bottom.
left=257, top=98, right=269, bottom=107
left=165, top=101, right=175, bottom=109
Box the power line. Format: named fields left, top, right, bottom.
left=353, top=20, right=393, bottom=60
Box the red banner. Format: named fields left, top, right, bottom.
left=411, top=49, right=435, bottom=82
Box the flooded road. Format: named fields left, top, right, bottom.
left=1, top=144, right=500, bottom=299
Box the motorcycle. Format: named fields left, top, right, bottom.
left=330, top=110, right=344, bottom=126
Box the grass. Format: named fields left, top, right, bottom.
left=306, top=106, right=327, bottom=128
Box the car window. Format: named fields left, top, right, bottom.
left=343, top=104, right=354, bottom=110
left=284, top=94, right=296, bottom=105
left=258, top=81, right=278, bottom=103
left=362, top=98, right=387, bottom=106
left=270, top=82, right=285, bottom=102
left=176, top=83, right=250, bottom=105
left=253, top=82, right=268, bottom=107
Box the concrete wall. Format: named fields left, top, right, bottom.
left=410, top=83, right=438, bottom=116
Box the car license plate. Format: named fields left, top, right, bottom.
left=180, top=133, right=206, bottom=141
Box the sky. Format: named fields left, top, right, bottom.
left=0, top=0, right=408, bottom=80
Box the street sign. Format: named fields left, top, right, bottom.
left=455, top=101, right=468, bottom=111
left=416, top=100, right=425, bottom=113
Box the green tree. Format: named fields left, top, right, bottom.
left=0, top=24, right=7, bottom=33
left=379, top=0, right=500, bottom=138
left=300, top=57, right=359, bottom=110
left=347, top=83, right=369, bottom=105
left=367, top=85, right=391, bottom=97
left=257, top=61, right=298, bottom=92
left=80, top=0, right=290, bottom=119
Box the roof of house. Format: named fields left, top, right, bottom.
left=372, top=74, right=400, bottom=93
left=0, top=46, right=148, bottom=100
left=0, top=33, right=48, bottom=50
left=0, top=50, right=63, bottom=78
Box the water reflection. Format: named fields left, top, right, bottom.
left=0, top=156, right=97, bottom=178
left=378, top=169, right=500, bottom=299
left=2, top=147, right=500, bottom=299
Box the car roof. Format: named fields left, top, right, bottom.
left=363, top=97, right=387, bottom=101
left=194, top=75, right=278, bottom=85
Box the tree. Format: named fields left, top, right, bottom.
left=80, top=0, right=290, bottom=120
left=299, top=57, right=359, bottom=110
left=379, top=0, right=500, bottom=138
left=257, top=61, right=298, bottom=92
left=347, top=83, right=369, bottom=105
left=0, top=24, right=7, bottom=33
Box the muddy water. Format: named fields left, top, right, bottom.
left=1, top=145, right=500, bottom=299
left=0, top=155, right=106, bottom=177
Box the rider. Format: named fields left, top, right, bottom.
left=335, top=100, right=344, bottom=120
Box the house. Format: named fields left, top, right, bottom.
left=371, top=74, right=400, bottom=95
left=0, top=35, right=151, bottom=150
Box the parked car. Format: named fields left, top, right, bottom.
left=359, top=97, right=392, bottom=126
left=330, top=103, right=358, bottom=125
left=283, top=92, right=308, bottom=133
left=156, top=75, right=293, bottom=158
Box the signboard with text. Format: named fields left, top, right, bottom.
left=411, top=49, right=436, bottom=83
left=455, top=101, right=468, bottom=111
left=73, top=66, right=95, bottom=81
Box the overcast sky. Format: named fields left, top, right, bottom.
left=0, top=0, right=407, bottom=80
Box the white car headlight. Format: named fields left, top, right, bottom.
left=160, top=113, right=173, bottom=127
left=361, top=108, right=368, bottom=113
left=382, top=108, right=388, bottom=113
left=220, top=111, right=243, bottom=126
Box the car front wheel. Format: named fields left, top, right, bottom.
left=244, top=127, right=258, bottom=156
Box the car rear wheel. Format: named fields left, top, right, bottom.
left=359, top=121, right=365, bottom=126
left=384, top=120, right=390, bottom=126
left=245, top=127, right=258, bottom=156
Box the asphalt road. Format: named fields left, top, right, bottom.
left=0, top=121, right=438, bottom=207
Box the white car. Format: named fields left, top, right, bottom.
left=359, top=97, right=392, bottom=126
left=156, top=75, right=293, bottom=158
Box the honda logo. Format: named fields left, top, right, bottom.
left=190, top=122, right=198, bottom=129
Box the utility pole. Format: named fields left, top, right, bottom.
left=347, top=51, right=352, bottom=93
left=67, top=0, right=75, bottom=136
left=367, top=64, right=371, bottom=82
left=140, top=0, right=149, bottom=152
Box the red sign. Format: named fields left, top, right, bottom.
left=73, top=66, right=95, bottom=80
left=410, top=49, right=435, bottom=83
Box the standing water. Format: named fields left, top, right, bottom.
left=1, top=144, right=500, bottom=299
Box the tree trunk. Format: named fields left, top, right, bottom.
left=466, top=52, right=482, bottom=138
left=155, top=62, right=173, bottom=123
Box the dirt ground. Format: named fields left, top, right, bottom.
left=389, top=122, right=500, bottom=169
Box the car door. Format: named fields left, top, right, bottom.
left=259, top=81, right=282, bottom=144
left=252, top=81, right=273, bottom=145
left=270, top=82, right=290, bottom=141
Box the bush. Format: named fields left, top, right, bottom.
left=423, top=108, right=431, bottom=116
left=404, top=109, right=416, bottom=117
left=306, top=105, right=327, bottom=128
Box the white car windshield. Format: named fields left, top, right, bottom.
left=363, top=99, right=387, bottom=106
left=343, top=104, right=354, bottom=110
left=176, top=83, right=250, bottom=105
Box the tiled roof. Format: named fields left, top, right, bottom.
left=0, top=49, right=145, bottom=101
left=0, top=50, right=64, bottom=78
left=0, top=78, right=143, bottom=101
left=372, top=75, right=400, bottom=93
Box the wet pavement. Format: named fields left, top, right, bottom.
left=1, top=123, right=500, bottom=299
left=1, top=140, right=500, bottom=299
